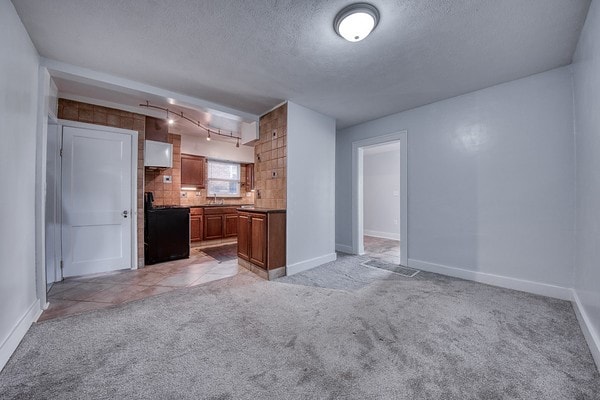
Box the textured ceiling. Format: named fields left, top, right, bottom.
left=12, top=0, right=591, bottom=128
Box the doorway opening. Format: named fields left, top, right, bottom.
left=363, top=141, right=401, bottom=264
left=352, top=131, right=407, bottom=266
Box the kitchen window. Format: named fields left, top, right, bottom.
left=207, top=160, right=241, bottom=197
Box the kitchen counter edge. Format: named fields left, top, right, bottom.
left=236, top=207, right=286, bottom=214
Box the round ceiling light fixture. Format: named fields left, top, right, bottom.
left=334, top=3, right=380, bottom=42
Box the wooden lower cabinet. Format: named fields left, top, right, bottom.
left=202, top=207, right=239, bottom=240
left=190, top=208, right=203, bottom=242
left=224, top=214, right=238, bottom=238
left=190, top=215, right=203, bottom=241
left=204, top=215, right=224, bottom=240
left=237, top=210, right=285, bottom=272
left=249, top=214, right=266, bottom=268
left=237, top=213, right=251, bottom=260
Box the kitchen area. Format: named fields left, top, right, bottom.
left=143, top=103, right=287, bottom=281
left=42, top=100, right=288, bottom=321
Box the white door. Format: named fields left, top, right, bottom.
left=61, top=126, right=133, bottom=277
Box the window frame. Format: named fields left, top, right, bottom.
left=206, top=159, right=241, bottom=198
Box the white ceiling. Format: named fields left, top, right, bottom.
left=12, top=0, right=591, bottom=128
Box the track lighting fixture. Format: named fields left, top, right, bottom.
left=140, top=101, right=242, bottom=147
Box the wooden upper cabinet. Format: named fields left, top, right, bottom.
left=181, top=154, right=206, bottom=189
left=245, top=163, right=255, bottom=191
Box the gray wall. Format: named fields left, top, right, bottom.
left=337, top=66, right=575, bottom=288
left=572, top=0, right=600, bottom=365
left=287, top=102, right=336, bottom=274
left=364, top=147, right=401, bottom=240
left=0, top=1, right=41, bottom=369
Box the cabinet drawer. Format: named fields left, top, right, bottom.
left=190, top=207, right=203, bottom=215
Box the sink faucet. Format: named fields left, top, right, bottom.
left=213, top=194, right=217, bottom=204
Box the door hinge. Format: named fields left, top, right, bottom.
left=59, top=148, right=63, bottom=157
left=60, top=260, right=64, bottom=270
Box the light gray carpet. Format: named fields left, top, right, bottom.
left=1, top=253, right=599, bottom=399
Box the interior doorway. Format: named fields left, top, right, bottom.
left=363, top=142, right=401, bottom=264
left=60, top=122, right=137, bottom=278
left=352, top=131, right=407, bottom=266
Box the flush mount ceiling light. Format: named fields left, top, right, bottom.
left=334, top=3, right=380, bottom=42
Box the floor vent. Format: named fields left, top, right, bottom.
left=361, top=259, right=420, bottom=277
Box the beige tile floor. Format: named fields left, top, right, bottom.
left=41, top=244, right=239, bottom=321
left=364, top=235, right=401, bottom=265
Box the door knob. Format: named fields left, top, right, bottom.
left=122, top=210, right=128, bottom=218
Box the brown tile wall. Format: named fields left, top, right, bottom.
left=255, top=103, right=287, bottom=209
left=144, top=134, right=182, bottom=206
left=58, top=99, right=146, bottom=267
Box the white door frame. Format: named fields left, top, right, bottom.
left=352, top=131, right=408, bottom=266
left=34, top=68, right=57, bottom=308
left=46, top=117, right=60, bottom=286
left=57, top=119, right=138, bottom=280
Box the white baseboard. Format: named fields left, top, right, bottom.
left=364, top=230, right=400, bottom=241
left=335, top=243, right=354, bottom=254
left=287, top=253, right=337, bottom=276
left=407, top=259, right=572, bottom=301
left=572, top=290, right=600, bottom=371
left=0, top=299, right=42, bottom=372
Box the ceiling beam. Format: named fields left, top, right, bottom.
left=40, top=58, right=259, bottom=123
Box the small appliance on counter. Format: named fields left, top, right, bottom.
left=144, top=191, right=190, bottom=265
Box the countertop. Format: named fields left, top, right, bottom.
left=189, top=204, right=252, bottom=208
left=235, top=207, right=286, bottom=214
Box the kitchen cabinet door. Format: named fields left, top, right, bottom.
left=249, top=214, right=266, bottom=268
left=181, top=154, right=205, bottom=189
left=245, top=163, right=255, bottom=191
left=204, top=215, right=223, bottom=240
left=237, top=213, right=250, bottom=260
left=190, top=215, right=202, bottom=242
left=224, top=214, right=238, bottom=237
